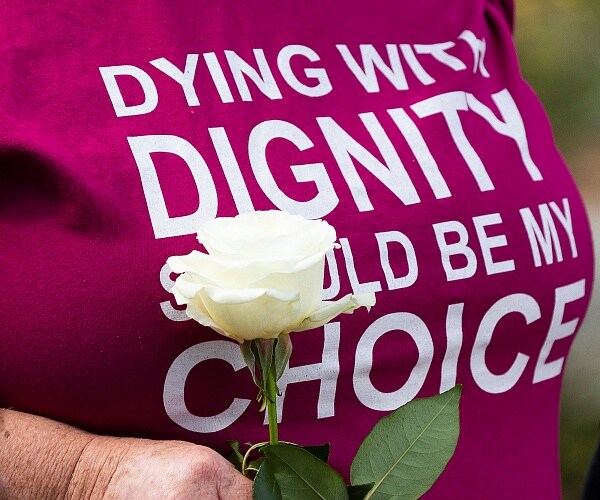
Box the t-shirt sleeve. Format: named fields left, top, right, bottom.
left=487, top=0, right=515, bottom=33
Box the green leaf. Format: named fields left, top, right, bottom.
left=255, top=443, right=349, bottom=500
left=240, top=341, right=259, bottom=388
left=254, top=455, right=283, bottom=500
left=247, top=457, right=265, bottom=473
left=227, top=440, right=244, bottom=473
left=301, top=443, right=330, bottom=463
left=254, top=339, right=275, bottom=391
left=350, top=386, right=462, bottom=500
left=274, top=333, right=293, bottom=381
left=347, top=483, right=375, bottom=500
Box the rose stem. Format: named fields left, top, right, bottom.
left=266, top=361, right=279, bottom=445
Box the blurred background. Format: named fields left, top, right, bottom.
left=514, top=0, right=600, bottom=497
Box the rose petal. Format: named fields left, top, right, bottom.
left=201, top=285, right=298, bottom=304
left=249, top=259, right=325, bottom=318
left=292, top=292, right=377, bottom=332
left=168, top=248, right=330, bottom=289
left=196, top=287, right=303, bottom=341
left=170, top=273, right=210, bottom=305
left=184, top=299, right=231, bottom=339
left=198, top=211, right=336, bottom=263
left=166, top=251, right=208, bottom=275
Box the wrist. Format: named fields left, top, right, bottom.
left=66, top=435, right=131, bottom=499
left=0, top=409, right=108, bottom=499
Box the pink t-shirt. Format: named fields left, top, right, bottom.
left=0, top=1, right=594, bottom=497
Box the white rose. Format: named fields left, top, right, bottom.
left=167, top=211, right=375, bottom=342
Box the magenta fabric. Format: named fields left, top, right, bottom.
left=0, top=1, right=594, bottom=497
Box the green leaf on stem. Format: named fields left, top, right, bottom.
left=254, top=443, right=349, bottom=500
left=274, top=333, right=293, bottom=381
left=227, top=440, right=244, bottom=473
left=350, top=386, right=461, bottom=500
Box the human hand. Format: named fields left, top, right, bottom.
left=68, top=437, right=253, bottom=500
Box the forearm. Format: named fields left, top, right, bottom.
left=0, top=409, right=253, bottom=499
left=0, top=408, right=123, bottom=499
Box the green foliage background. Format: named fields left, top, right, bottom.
left=516, top=0, right=600, bottom=157
left=515, top=1, right=600, bottom=498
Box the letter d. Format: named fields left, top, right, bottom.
left=128, top=135, right=218, bottom=239
left=99, top=65, right=158, bottom=117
